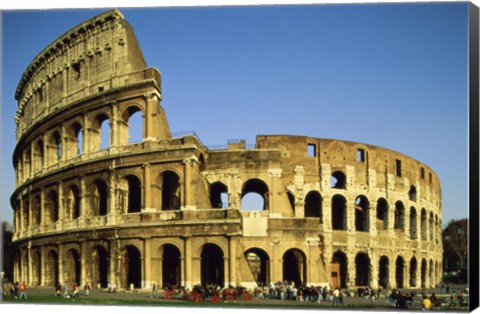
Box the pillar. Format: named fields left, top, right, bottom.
left=58, top=245, right=64, bottom=284
left=40, top=246, right=46, bottom=286
left=183, top=237, right=192, bottom=289
left=143, top=163, right=152, bottom=211
left=144, top=238, right=151, bottom=288
left=183, top=159, right=193, bottom=209
left=81, top=241, right=88, bottom=287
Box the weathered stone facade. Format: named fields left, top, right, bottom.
left=11, top=9, right=443, bottom=291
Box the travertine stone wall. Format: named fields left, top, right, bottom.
left=12, top=10, right=443, bottom=292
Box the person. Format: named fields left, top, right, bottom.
left=84, top=282, right=90, bottom=296
left=55, top=282, right=62, bottom=296
left=19, top=281, right=27, bottom=299
left=63, top=281, right=69, bottom=296
left=151, top=282, right=157, bottom=299
left=332, top=287, right=340, bottom=306
left=112, top=282, right=117, bottom=293
left=13, top=282, right=19, bottom=299
left=72, top=282, right=79, bottom=298
left=422, top=297, right=432, bottom=310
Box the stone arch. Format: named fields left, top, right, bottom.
left=355, top=195, right=370, bottom=232
left=409, top=207, right=417, bottom=239
left=355, top=252, right=371, bottom=286
left=65, top=248, right=81, bottom=285
left=45, top=250, right=59, bottom=287
left=91, top=245, right=109, bottom=288
left=209, top=181, right=228, bottom=209
left=421, top=208, right=427, bottom=240
left=32, top=250, right=42, bottom=286
left=161, top=244, right=182, bottom=288
left=32, top=194, right=41, bottom=226
left=24, top=147, right=32, bottom=178
left=283, top=248, right=306, bottom=287
left=90, top=113, right=111, bottom=151
left=331, top=171, right=346, bottom=189
left=92, top=179, right=108, bottom=216
left=421, top=258, right=427, bottom=288
left=123, top=245, right=142, bottom=289
left=332, top=194, right=347, bottom=230
left=161, top=170, right=181, bottom=210
left=241, top=178, right=269, bottom=211
left=408, top=185, right=417, bottom=202
left=200, top=243, right=225, bottom=287
left=34, top=140, right=44, bottom=172
left=331, top=250, right=348, bottom=288
left=125, top=174, right=142, bottom=213
left=48, top=131, right=62, bottom=165
left=244, top=248, right=270, bottom=286
left=66, top=121, right=84, bottom=158
left=395, top=256, right=405, bottom=288
left=410, top=257, right=417, bottom=287
left=394, top=201, right=405, bottom=231
left=376, top=198, right=389, bottom=230
left=66, top=185, right=81, bottom=220
left=121, top=105, right=143, bottom=144
left=46, top=190, right=59, bottom=224
left=378, top=255, right=389, bottom=288
left=304, top=190, right=322, bottom=222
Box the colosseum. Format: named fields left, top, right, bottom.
left=11, top=9, right=443, bottom=292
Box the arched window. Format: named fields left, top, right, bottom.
left=394, top=201, right=405, bottom=231
left=126, top=175, right=142, bottom=213
left=331, top=251, right=348, bottom=288
left=46, top=191, right=59, bottom=224
left=410, top=207, right=417, bottom=239
left=331, top=171, right=346, bottom=189
left=408, top=186, right=417, bottom=202
left=283, top=249, right=307, bottom=287
left=244, top=248, right=270, bottom=286
left=35, top=141, right=44, bottom=172
left=48, top=132, right=62, bottom=164
left=376, top=198, right=389, bottom=230
left=94, top=180, right=108, bottom=216
left=210, top=182, right=228, bottom=209
left=161, top=171, right=181, bottom=210
left=123, top=245, right=142, bottom=289
left=304, top=191, right=322, bottom=222
left=127, top=107, right=143, bottom=144
left=378, top=256, right=389, bottom=288
left=332, top=195, right=347, bottom=230
left=67, top=186, right=81, bottom=220
left=201, top=244, right=224, bottom=287
left=355, top=195, right=369, bottom=232
left=410, top=257, right=418, bottom=287
left=241, top=179, right=269, bottom=211
left=396, top=256, right=405, bottom=288
left=355, top=253, right=371, bottom=286
left=162, top=244, right=181, bottom=288
left=91, top=114, right=110, bottom=151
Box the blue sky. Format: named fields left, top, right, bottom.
left=0, top=3, right=470, bottom=225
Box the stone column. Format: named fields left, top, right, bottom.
left=60, top=123, right=66, bottom=162
left=270, top=239, right=281, bottom=283
left=109, top=170, right=117, bottom=219
left=144, top=238, right=151, bottom=289
left=184, top=237, right=193, bottom=289
left=370, top=252, right=378, bottom=289
left=183, top=159, right=193, bottom=209
left=83, top=114, right=90, bottom=155
left=40, top=246, right=46, bottom=286
left=58, top=181, right=65, bottom=230
left=347, top=197, right=355, bottom=233
left=58, top=245, right=65, bottom=284
left=27, top=243, right=33, bottom=285
left=143, top=163, right=152, bottom=211
left=110, top=103, right=118, bottom=148
left=144, top=93, right=155, bottom=141
left=80, top=241, right=88, bottom=287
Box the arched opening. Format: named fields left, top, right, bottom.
left=92, top=246, right=109, bottom=288
left=65, top=249, right=81, bottom=285
left=410, top=207, right=417, bottom=239
left=410, top=257, right=417, bottom=287
left=331, top=251, right=347, bottom=288
left=67, top=186, right=81, bottom=220
left=394, top=201, right=405, bottom=231
left=421, top=208, right=427, bottom=240
left=46, top=191, right=59, bottom=224
left=124, top=245, right=142, bottom=289
left=25, top=148, right=32, bottom=178
left=332, top=195, right=347, bottom=230
left=376, top=198, right=389, bottom=230
left=304, top=191, right=322, bottom=222
left=241, top=179, right=269, bottom=210
left=355, top=252, right=370, bottom=286
left=244, top=248, right=270, bottom=286
left=126, top=107, right=143, bottom=144
left=210, top=182, right=228, bottom=209
left=408, top=186, right=417, bottom=202
left=93, top=180, right=108, bottom=216
left=126, top=175, right=142, bottom=213
left=162, top=244, right=181, bottom=288
left=201, top=244, right=224, bottom=287
left=429, top=259, right=434, bottom=287
left=33, top=195, right=41, bottom=226
left=287, top=191, right=295, bottom=215
left=378, top=256, right=389, bottom=288
left=283, top=249, right=306, bottom=287
left=396, top=256, right=405, bottom=288
left=35, top=141, right=44, bottom=172
left=331, top=171, right=346, bottom=189
left=161, top=171, right=181, bottom=210
left=355, top=195, right=370, bottom=232
left=421, top=258, right=427, bottom=288
left=429, top=212, right=434, bottom=241
left=66, top=123, right=83, bottom=158
left=32, top=251, right=41, bottom=286
left=45, top=251, right=59, bottom=287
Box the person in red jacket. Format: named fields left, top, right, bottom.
left=19, top=281, right=27, bottom=299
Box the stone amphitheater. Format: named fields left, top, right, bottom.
left=11, top=9, right=443, bottom=291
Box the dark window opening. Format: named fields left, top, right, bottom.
left=410, top=257, right=418, bottom=287
left=307, top=144, right=317, bottom=157
left=421, top=259, right=427, bottom=288
left=126, top=175, right=142, bottom=213
left=162, top=171, right=181, bottom=210
left=429, top=173, right=432, bottom=183
left=357, top=149, right=365, bottom=162
left=72, top=62, right=81, bottom=79
left=376, top=198, right=389, bottom=230
left=331, top=171, right=346, bottom=189
left=124, top=246, right=142, bottom=289
left=201, top=244, right=224, bottom=287
left=408, top=186, right=417, bottom=202
left=332, top=195, right=347, bottom=230
left=162, top=245, right=181, bottom=288
left=304, top=191, right=322, bottom=222
left=395, top=159, right=402, bottom=177
left=283, top=249, right=306, bottom=288
left=210, top=182, right=228, bottom=209
left=93, top=246, right=109, bottom=288
left=394, top=201, right=405, bottom=231
left=410, top=207, right=417, bottom=240
left=396, top=257, right=405, bottom=288
left=420, top=168, right=425, bottom=179
left=355, top=253, right=371, bottom=286
left=354, top=196, right=370, bottom=232
left=287, top=191, right=295, bottom=215
left=331, top=251, right=348, bottom=288
left=94, top=180, right=108, bottom=216
left=244, top=248, right=270, bottom=286
left=378, top=256, right=389, bottom=289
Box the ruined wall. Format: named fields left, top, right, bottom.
left=12, top=10, right=443, bottom=292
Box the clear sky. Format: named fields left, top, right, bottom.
left=0, top=2, right=470, bottom=226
